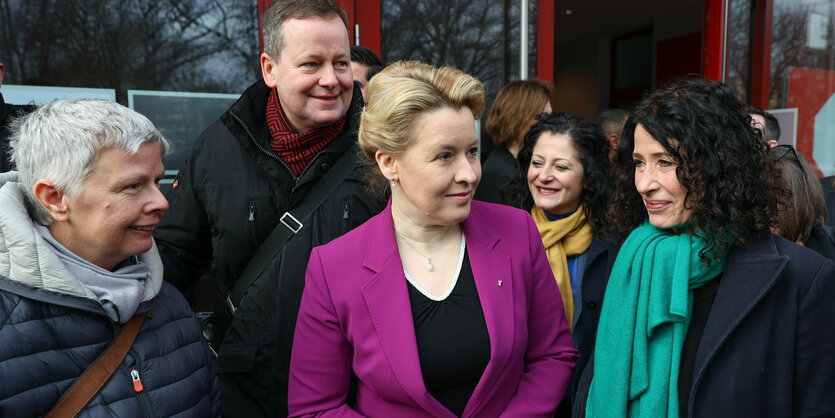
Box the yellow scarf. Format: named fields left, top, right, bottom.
left=531, top=205, right=593, bottom=328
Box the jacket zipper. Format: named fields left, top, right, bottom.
left=131, top=368, right=155, bottom=418
left=249, top=201, right=259, bottom=245
left=342, top=202, right=350, bottom=230
left=230, top=111, right=299, bottom=182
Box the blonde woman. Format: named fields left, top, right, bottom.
left=289, top=61, right=577, bottom=417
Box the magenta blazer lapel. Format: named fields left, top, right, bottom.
left=460, top=206, right=516, bottom=417
left=360, top=202, right=519, bottom=417
left=359, top=203, right=455, bottom=417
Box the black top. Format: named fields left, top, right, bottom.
left=407, top=252, right=491, bottom=417
left=678, top=276, right=721, bottom=417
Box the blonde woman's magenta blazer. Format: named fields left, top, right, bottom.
left=289, top=200, right=578, bottom=417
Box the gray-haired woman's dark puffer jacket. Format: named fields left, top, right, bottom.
left=0, top=173, right=221, bottom=417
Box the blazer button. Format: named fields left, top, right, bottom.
left=321, top=162, right=330, bottom=171
left=586, top=301, right=597, bottom=310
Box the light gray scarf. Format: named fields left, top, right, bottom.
left=36, top=225, right=150, bottom=323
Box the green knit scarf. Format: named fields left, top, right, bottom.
left=586, top=221, right=731, bottom=417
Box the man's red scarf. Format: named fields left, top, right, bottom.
left=266, top=88, right=346, bottom=176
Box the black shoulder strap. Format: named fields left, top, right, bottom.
left=225, top=149, right=359, bottom=315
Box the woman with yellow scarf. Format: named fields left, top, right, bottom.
left=501, top=112, right=615, bottom=404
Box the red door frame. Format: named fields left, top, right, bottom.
left=751, top=0, right=773, bottom=108
left=335, top=0, right=382, bottom=55
left=347, top=1, right=555, bottom=81
left=703, top=0, right=773, bottom=107
left=257, top=1, right=748, bottom=95
left=703, top=0, right=726, bottom=82
left=257, top=1, right=555, bottom=81
left=538, top=0, right=555, bottom=82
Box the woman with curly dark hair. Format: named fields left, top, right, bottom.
left=573, top=78, right=835, bottom=418
left=502, top=112, right=616, bottom=395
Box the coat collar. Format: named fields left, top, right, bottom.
left=0, top=173, right=163, bottom=314
left=360, top=201, right=502, bottom=273
left=691, top=233, right=787, bottom=399
left=360, top=201, right=514, bottom=417
left=485, top=146, right=516, bottom=169
left=223, top=80, right=364, bottom=185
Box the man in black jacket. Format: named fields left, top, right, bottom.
left=153, top=1, right=385, bottom=416
left=0, top=62, right=36, bottom=173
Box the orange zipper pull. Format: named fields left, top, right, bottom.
left=131, top=369, right=144, bottom=392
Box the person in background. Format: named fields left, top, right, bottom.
left=597, top=108, right=628, bottom=162
left=769, top=145, right=835, bottom=260
left=0, top=98, right=220, bottom=417
left=152, top=1, right=386, bottom=415
left=474, top=79, right=552, bottom=204
left=350, top=45, right=385, bottom=102
left=0, top=61, right=36, bottom=172
left=501, top=112, right=616, bottom=412
left=289, top=60, right=578, bottom=417
left=574, top=78, right=835, bottom=417
left=749, top=106, right=781, bottom=147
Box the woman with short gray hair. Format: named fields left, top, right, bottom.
left=0, top=98, right=220, bottom=417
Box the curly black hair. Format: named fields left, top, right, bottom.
left=609, top=78, right=784, bottom=263
left=501, top=111, right=613, bottom=234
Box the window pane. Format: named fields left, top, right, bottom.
left=1, top=0, right=260, bottom=101
left=380, top=0, right=538, bottom=99
left=0, top=0, right=260, bottom=176
left=772, top=0, right=835, bottom=176
left=725, top=0, right=752, bottom=103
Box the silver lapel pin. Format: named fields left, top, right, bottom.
left=497, top=280, right=503, bottom=287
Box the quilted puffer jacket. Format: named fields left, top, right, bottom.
left=0, top=172, right=221, bottom=417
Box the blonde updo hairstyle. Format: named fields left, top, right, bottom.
left=358, top=60, right=486, bottom=192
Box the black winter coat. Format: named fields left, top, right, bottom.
left=570, top=236, right=617, bottom=394
left=806, top=225, right=835, bottom=261
left=573, top=233, right=835, bottom=418
left=0, top=281, right=221, bottom=418
left=474, top=146, right=516, bottom=204
left=0, top=92, right=35, bottom=172
left=154, top=80, right=385, bottom=417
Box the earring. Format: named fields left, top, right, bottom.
left=390, top=176, right=397, bottom=187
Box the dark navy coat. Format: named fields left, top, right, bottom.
left=0, top=279, right=221, bottom=418
left=573, top=233, right=835, bottom=418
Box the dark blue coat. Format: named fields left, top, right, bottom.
left=573, top=233, right=835, bottom=417
left=0, top=279, right=221, bottom=417
left=571, top=236, right=617, bottom=392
